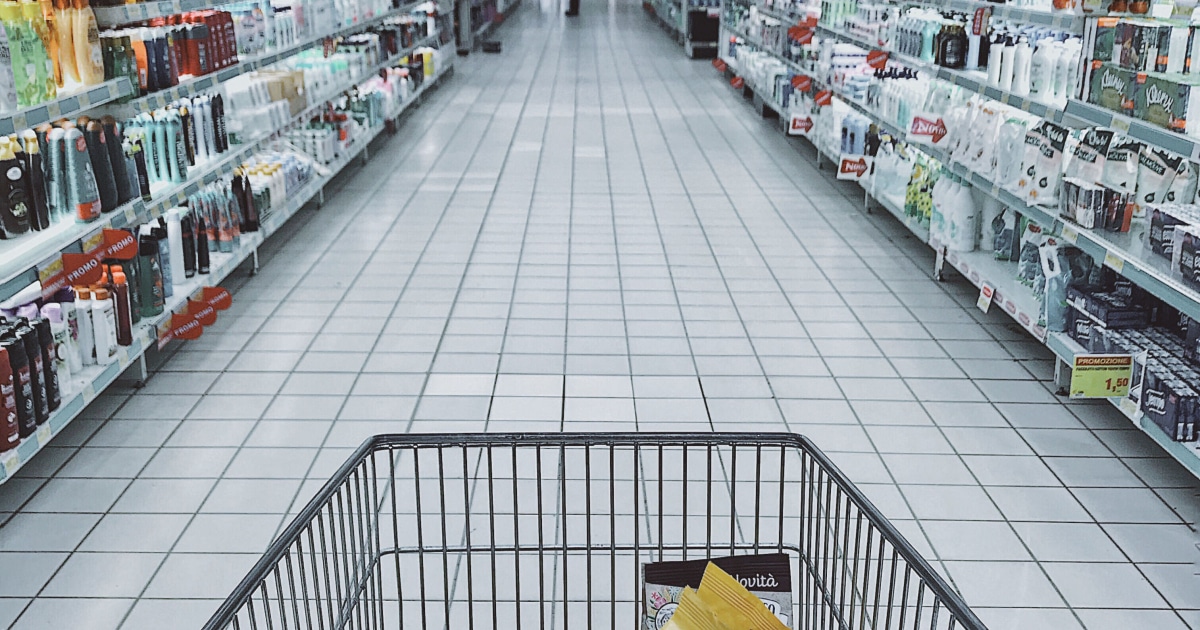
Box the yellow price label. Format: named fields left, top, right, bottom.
left=2, top=453, right=19, bottom=476
left=1070, top=354, right=1134, bottom=399
left=1060, top=225, right=1078, bottom=244
left=35, top=425, right=51, bottom=446
left=1111, top=116, right=1131, bottom=133
left=1104, top=250, right=1125, bottom=273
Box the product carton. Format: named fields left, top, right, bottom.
left=1133, top=73, right=1200, bottom=134
left=1089, top=63, right=1134, bottom=115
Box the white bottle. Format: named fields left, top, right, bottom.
left=1060, top=39, right=1082, bottom=104
left=60, top=300, right=82, bottom=372
left=1012, top=37, right=1032, bottom=97
left=40, top=303, right=72, bottom=397
left=999, top=36, right=1016, bottom=91
left=1029, top=40, right=1056, bottom=98
left=91, top=288, right=118, bottom=366
left=74, top=287, right=96, bottom=366
left=166, top=208, right=187, bottom=287
left=987, top=34, right=1004, bottom=85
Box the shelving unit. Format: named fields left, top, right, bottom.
left=0, top=29, right=442, bottom=307
left=0, top=64, right=453, bottom=484
left=0, top=79, right=136, bottom=136
left=715, top=1, right=1200, bottom=478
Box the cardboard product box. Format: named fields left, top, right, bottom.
left=1119, top=21, right=1157, bottom=72
left=1171, top=224, right=1200, bottom=288
left=1156, top=23, right=1192, bottom=74
left=1133, top=72, right=1200, bottom=134
left=1090, top=63, right=1134, bottom=115
left=1069, top=307, right=1096, bottom=348
left=1093, top=17, right=1119, bottom=63
left=1148, top=205, right=1199, bottom=259
left=1103, top=186, right=1136, bottom=232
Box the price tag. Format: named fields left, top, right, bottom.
left=124, top=206, right=138, bottom=223
left=118, top=348, right=129, bottom=368
left=1104, top=250, right=1125, bottom=273
left=1, top=452, right=18, bottom=476
left=108, top=82, right=121, bottom=99
left=977, top=283, right=995, bottom=313
left=1070, top=354, right=1134, bottom=398
left=46, top=101, right=60, bottom=118
left=10, top=112, right=26, bottom=131
left=83, top=382, right=96, bottom=402
left=1060, top=225, right=1079, bottom=243
left=1119, top=396, right=1139, bottom=417
left=77, top=91, right=91, bottom=108
left=1110, top=116, right=1131, bottom=133
left=172, top=0, right=182, bottom=11
left=35, top=424, right=51, bottom=447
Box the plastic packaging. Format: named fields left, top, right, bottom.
left=62, top=126, right=101, bottom=221
left=90, top=286, right=116, bottom=365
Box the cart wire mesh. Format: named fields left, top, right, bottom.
left=203, top=433, right=987, bottom=630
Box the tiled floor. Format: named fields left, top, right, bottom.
left=0, top=0, right=1199, bottom=628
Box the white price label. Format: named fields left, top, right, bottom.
left=108, top=82, right=121, bottom=99
left=1111, top=116, right=1131, bottom=133
left=2, top=453, right=19, bottom=476
left=46, top=101, right=60, bottom=118
left=1119, top=396, right=1139, bottom=417
left=83, top=383, right=96, bottom=402
left=11, top=113, right=26, bottom=131
left=1061, top=225, right=1079, bottom=243
left=977, top=283, right=995, bottom=313
left=124, top=206, right=138, bottom=223
left=77, top=91, right=90, bottom=108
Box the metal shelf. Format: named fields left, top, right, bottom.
left=1046, top=332, right=1200, bottom=480
left=0, top=78, right=135, bottom=136
left=0, top=33, right=441, bottom=305
left=95, top=0, right=234, bottom=26
left=0, top=65, right=453, bottom=485
left=904, top=0, right=1086, bottom=31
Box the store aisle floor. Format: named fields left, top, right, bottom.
left=0, top=1, right=1198, bottom=628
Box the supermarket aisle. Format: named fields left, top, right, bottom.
left=0, top=0, right=1198, bottom=628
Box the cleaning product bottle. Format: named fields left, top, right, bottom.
left=136, top=231, right=163, bottom=317
left=0, top=344, right=19, bottom=451
left=40, top=303, right=69, bottom=395
left=109, top=267, right=131, bottom=346
left=62, top=125, right=101, bottom=221
left=71, top=0, right=102, bottom=85
left=43, top=126, right=64, bottom=222
left=83, top=120, right=117, bottom=212
left=73, top=286, right=93, bottom=364
left=20, top=0, right=55, bottom=99
left=1012, top=36, right=1032, bottom=97
left=21, top=131, right=47, bottom=230
left=0, top=136, right=31, bottom=238
left=101, top=116, right=132, bottom=204
left=90, top=286, right=115, bottom=364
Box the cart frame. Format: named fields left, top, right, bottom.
left=204, top=432, right=988, bottom=630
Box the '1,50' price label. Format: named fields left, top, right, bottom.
left=1070, top=354, right=1134, bottom=399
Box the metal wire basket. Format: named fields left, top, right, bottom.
left=203, top=433, right=987, bottom=630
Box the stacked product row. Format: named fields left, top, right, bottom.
left=0, top=94, right=231, bottom=239
left=0, top=0, right=108, bottom=110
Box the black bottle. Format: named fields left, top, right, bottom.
left=30, top=318, right=59, bottom=413
left=0, top=330, right=36, bottom=438
left=12, top=319, right=48, bottom=425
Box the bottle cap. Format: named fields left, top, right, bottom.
left=41, top=303, right=62, bottom=324
left=93, top=288, right=110, bottom=301
left=16, top=304, right=38, bottom=320
left=75, top=287, right=90, bottom=300
left=112, top=271, right=126, bottom=285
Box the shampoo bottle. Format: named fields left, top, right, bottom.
left=999, top=35, right=1016, bottom=91
left=110, top=268, right=131, bottom=346
left=165, top=207, right=185, bottom=286
left=83, top=120, right=117, bottom=211
left=101, top=116, right=132, bottom=204
left=12, top=317, right=47, bottom=425
left=152, top=220, right=172, bottom=298
left=25, top=310, right=59, bottom=411
left=20, top=0, right=56, bottom=98
left=0, top=332, right=36, bottom=436
left=0, top=19, right=19, bottom=111
left=71, top=0, right=102, bottom=85
left=40, top=303, right=70, bottom=395
left=0, top=136, right=31, bottom=237
left=136, top=233, right=163, bottom=317
left=0, top=345, right=19, bottom=450
left=1012, top=36, right=1032, bottom=97
left=43, top=126, right=65, bottom=222
left=22, top=131, right=48, bottom=230
left=90, top=287, right=116, bottom=365
left=53, top=0, right=75, bottom=84
left=63, top=126, right=101, bottom=221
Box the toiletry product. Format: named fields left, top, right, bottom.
left=22, top=131, right=48, bottom=230
left=62, top=125, right=101, bottom=221
left=999, top=35, right=1016, bottom=91
left=54, top=0, right=76, bottom=84
left=0, top=345, right=19, bottom=450
left=12, top=317, right=47, bottom=425
left=110, top=268, right=131, bottom=346
left=27, top=313, right=59, bottom=411
left=1012, top=36, right=1032, bottom=97
left=165, top=207, right=185, bottom=286
left=152, top=220, right=172, bottom=297
left=72, top=0, right=102, bottom=85
left=101, top=115, right=132, bottom=204
left=0, top=332, right=36, bottom=437
left=84, top=120, right=117, bottom=212
left=180, top=207, right=195, bottom=277
left=0, top=136, right=31, bottom=237
left=40, top=303, right=69, bottom=395
left=21, top=0, right=55, bottom=98
left=73, top=286, right=93, bottom=364
left=44, top=126, right=64, bottom=222
left=90, top=286, right=116, bottom=365
left=137, top=233, right=163, bottom=317
left=57, top=291, right=81, bottom=371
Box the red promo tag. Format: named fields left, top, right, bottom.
left=789, top=26, right=813, bottom=44
left=791, top=75, right=812, bottom=91
left=101, top=229, right=138, bottom=261
left=788, top=114, right=814, bottom=135
left=814, top=90, right=832, bottom=106
left=714, top=59, right=728, bottom=73
left=909, top=114, right=948, bottom=144
left=201, top=286, right=232, bottom=311
left=731, top=76, right=745, bottom=89
left=187, top=299, right=218, bottom=326
left=158, top=311, right=204, bottom=348
left=838, top=156, right=870, bottom=178
left=60, top=252, right=105, bottom=288
left=972, top=7, right=989, bottom=36
left=867, top=50, right=889, bottom=69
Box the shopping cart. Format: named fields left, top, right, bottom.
left=203, top=433, right=987, bottom=630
